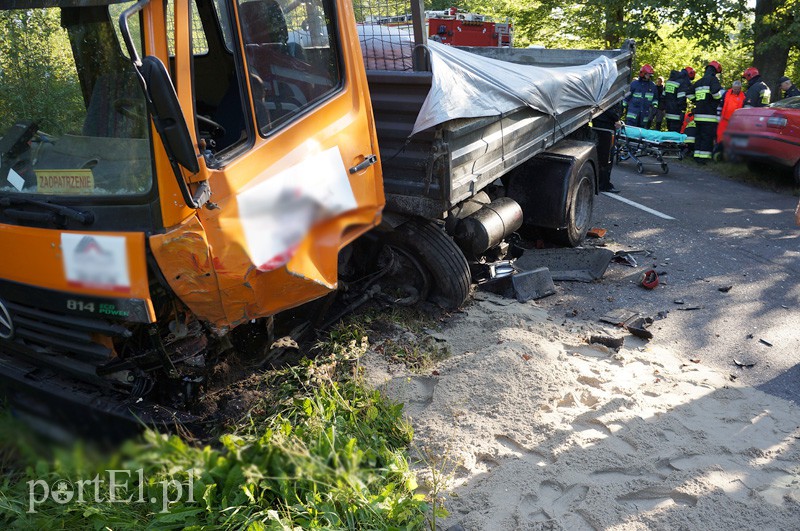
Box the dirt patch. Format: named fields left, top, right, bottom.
left=361, top=292, right=800, bottom=530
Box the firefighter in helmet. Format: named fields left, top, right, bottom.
left=690, top=60, right=723, bottom=164
left=624, top=64, right=658, bottom=128
left=742, top=67, right=771, bottom=107
left=663, top=66, right=695, bottom=132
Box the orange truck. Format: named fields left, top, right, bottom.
left=0, top=0, right=632, bottom=435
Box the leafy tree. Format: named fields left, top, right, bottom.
left=753, top=0, right=800, bottom=100
left=637, top=23, right=753, bottom=89
left=430, top=0, right=749, bottom=54
left=0, top=9, right=84, bottom=135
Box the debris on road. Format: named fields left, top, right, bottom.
left=515, top=247, right=614, bottom=282
left=625, top=316, right=654, bottom=339
left=759, top=338, right=773, bottom=347
left=590, top=334, right=624, bottom=349
left=511, top=267, right=556, bottom=302
left=587, top=227, right=607, bottom=238
left=733, top=358, right=757, bottom=368
left=612, top=250, right=640, bottom=267
left=639, top=269, right=659, bottom=289
left=599, top=308, right=639, bottom=326
left=718, top=285, right=733, bottom=293
left=674, top=299, right=685, bottom=304
left=676, top=306, right=704, bottom=311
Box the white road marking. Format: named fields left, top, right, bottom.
left=601, top=192, right=676, bottom=220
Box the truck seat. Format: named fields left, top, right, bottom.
left=238, top=0, right=314, bottom=124
left=82, top=74, right=147, bottom=139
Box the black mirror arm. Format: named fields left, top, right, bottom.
left=119, top=0, right=148, bottom=68
left=119, top=0, right=211, bottom=209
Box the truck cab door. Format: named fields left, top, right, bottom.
left=152, top=0, right=384, bottom=328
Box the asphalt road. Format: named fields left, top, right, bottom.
left=536, top=157, right=800, bottom=404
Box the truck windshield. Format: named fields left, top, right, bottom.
left=0, top=3, right=153, bottom=197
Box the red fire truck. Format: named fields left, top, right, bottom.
left=427, top=7, right=513, bottom=47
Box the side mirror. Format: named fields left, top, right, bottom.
left=120, top=0, right=210, bottom=208
left=139, top=56, right=199, bottom=174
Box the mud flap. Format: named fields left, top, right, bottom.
left=505, top=139, right=597, bottom=230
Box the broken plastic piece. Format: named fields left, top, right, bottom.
left=733, top=358, right=756, bottom=368
left=587, top=227, right=607, bottom=238
left=759, top=338, right=773, bottom=347
left=512, top=267, right=556, bottom=302
left=718, top=285, right=732, bottom=293
left=639, top=270, right=659, bottom=289
left=625, top=316, right=654, bottom=339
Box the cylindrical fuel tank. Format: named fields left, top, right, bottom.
left=453, top=196, right=523, bottom=257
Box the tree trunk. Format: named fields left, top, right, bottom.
left=603, top=2, right=625, bottom=49
left=753, top=0, right=791, bottom=102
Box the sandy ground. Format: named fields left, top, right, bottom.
left=362, top=292, right=800, bottom=530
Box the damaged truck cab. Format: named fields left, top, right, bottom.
left=0, top=0, right=634, bottom=434
left=0, top=0, right=383, bottom=430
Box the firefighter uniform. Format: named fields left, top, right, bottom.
left=663, top=67, right=694, bottom=132
left=743, top=68, right=771, bottom=107
left=691, top=62, right=723, bottom=162
left=624, top=65, right=658, bottom=128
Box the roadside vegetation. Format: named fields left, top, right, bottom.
left=675, top=157, right=800, bottom=194
left=0, top=312, right=453, bottom=530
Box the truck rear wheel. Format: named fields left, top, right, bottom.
left=382, top=219, right=471, bottom=310
left=547, top=162, right=595, bottom=247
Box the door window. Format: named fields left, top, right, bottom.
left=237, top=0, right=342, bottom=133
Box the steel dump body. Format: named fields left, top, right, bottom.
left=366, top=43, right=634, bottom=218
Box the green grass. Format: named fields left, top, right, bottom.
left=676, top=157, right=799, bottom=195
left=0, top=331, right=434, bottom=530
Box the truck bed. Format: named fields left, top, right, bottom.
left=366, top=42, right=634, bottom=218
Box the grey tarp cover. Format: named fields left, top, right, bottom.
left=413, top=40, right=618, bottom=135
left=357, top=25, right=617, bottom=136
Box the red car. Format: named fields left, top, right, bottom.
left=723, top=96, right=800, bottom=185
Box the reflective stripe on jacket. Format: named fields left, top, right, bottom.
left=624, top=78, right=658, bottom=118
left=664, top=69, right=692, bottom=117
left=692, top=67, right=723, bottom=119
left=744, top=77, right=771, bottom=107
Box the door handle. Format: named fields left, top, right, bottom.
left=349, top=155, right=378, bottom=174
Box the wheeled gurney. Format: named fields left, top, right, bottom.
left=613, top=125, right=687, bottom=174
